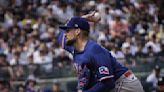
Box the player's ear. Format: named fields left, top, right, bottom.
left=75, top=28, right=81, bottom=36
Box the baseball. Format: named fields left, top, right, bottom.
left=93, top=12, right=101, bottom=22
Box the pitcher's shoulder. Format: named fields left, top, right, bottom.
left=88, top=41, right=106, bottom=54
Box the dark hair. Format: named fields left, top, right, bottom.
left=81, top=30, right=89, bottom=38
left=0, top=79, right=10, bottom=88
left=0, top=53, right=6, bottom=58
left=155, top=65, right=161, bottom=71
left=25, top=80, right=37, bottom=87
left=17, top=84, right=25, bottom=90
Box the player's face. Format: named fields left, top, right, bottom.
left=65, top=28, right=80, bottom=46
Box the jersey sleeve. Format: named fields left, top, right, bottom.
left=93, top=52, right=114, bottom=81
left=57, top=30, right=74, bottom=53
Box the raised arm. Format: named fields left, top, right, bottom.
left=82, top=11, right=101, bottom=23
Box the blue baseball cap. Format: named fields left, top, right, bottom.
left=59, top=16, right=90, bottom=31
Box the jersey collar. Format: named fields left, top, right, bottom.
left=74, top=40, right=90, bottom=54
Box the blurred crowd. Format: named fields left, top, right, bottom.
left=0, top=0, right=163, bottom=92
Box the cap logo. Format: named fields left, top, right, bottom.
left=75, top=24, right=78, bottom=27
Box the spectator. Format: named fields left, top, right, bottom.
left=148, top=23, right=163, bottom=42
left=146, top=65, right=161, bottom=90
left=135, top=42, right=145, bottom=57
left=33, top=43, right=52, bottom=64
left=0, top=79, right=10, bottom=92
left=143, top=35, right=161, bottom=54
left=13, top=65, right=25, bottom=81
left=25, top=75, right=38, bottom=92
left=121, top=42, right=136, bottom=66
left=17, top=85, right=25, bottom=92
left=52, top=82, right=64, bottom=92
left=110, top=44, right=125, bottom=65
left=0, top=53, right=14, bottom=81
left=109, top=15, right=128, bottom=38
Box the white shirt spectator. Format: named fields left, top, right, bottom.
left=146, top=71, right=158, bottom=88
left=10, top=53, right=28, bottom=65
left=143, top=41, right=161, bottom=53
left=111, top=50, right=125, bottom=64
left=10, top=57, right=17, bottom=65
left=122, top=42, right=138, bottom=55
left=97, top=31, right=106, bottom=44
left=19, top=51, right=28, bottom=65
left=33, top=50, right=52, bottom=64
left=96, top=2, right=108, bottom=24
